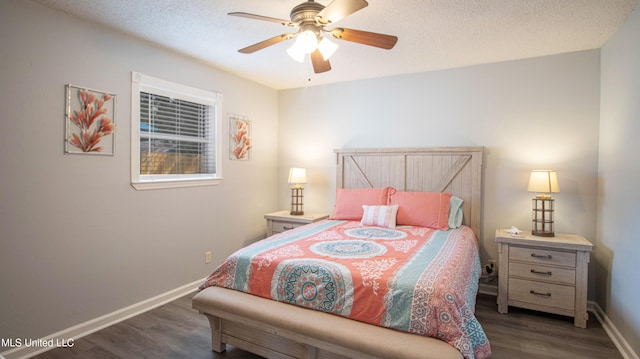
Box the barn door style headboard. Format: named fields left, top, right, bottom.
left=335, top=147, right=484, bottom=238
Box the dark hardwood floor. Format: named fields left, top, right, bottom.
left=474, top=295, right=621, bottom=359
left=34, top=293, right=621, bottom=359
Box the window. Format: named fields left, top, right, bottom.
left=131, top=72, right=222, bottom=190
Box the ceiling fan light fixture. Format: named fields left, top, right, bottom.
left=287, top=43, right=306, bottom=63
left=317, top=37, right=338, bottom=60
left=296, top=30, right=318, bottom=54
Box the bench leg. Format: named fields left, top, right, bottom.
left=204, top=314, right=226, bottom=353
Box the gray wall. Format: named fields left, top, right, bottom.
left=599, top=6, right=640, bottom=356
left=277, top=51, right=602, bottom=293
left=0, top=0, right=278, bottom=345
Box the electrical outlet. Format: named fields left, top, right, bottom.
left=205, top=251, right=211, bottom=264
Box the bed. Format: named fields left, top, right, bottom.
left=193, top=147, right=490, bottom=359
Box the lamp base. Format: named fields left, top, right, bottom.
left=531, top=197, right=555, bottom=238
left=532, top=230, right=555, bottom=237
left=290, top=187, right=304, bottom=216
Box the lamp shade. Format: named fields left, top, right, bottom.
left=288, top=168, right=307, bottom=185
left=527, top=170, right=560, bottom=194
left=286, top=44, right=306, bottom=63
left=317, top=37, right=338, bottom=60
left=295, top=30, right=318, bottom=54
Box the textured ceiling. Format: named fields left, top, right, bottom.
left=31, top=0, right=638, bottom=90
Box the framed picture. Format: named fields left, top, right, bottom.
left=229, top=114, right=252, bottom=161
left=65, top=84, right=116, bottom=155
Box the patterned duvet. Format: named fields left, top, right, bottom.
left=200, top=220, right=491, bottom=359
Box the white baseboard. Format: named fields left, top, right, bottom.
left=1, top=278, right=205, bottom=359
left=478, top=281, right=498, bottom=296
left=590, top=301, right=639, bottom=359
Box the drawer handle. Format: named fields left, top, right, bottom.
left=531, top=253, right=552, bottom=260
left=530, top=269, right=552, bottom=276
left=283, top=226, right=295, bottom=230
left=530, top=290, right=552, bottom=297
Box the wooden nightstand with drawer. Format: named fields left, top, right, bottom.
left=264, top=211, right=329, bottom=237
left=495, top=229, right=593, bottom=328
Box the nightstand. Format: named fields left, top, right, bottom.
left=264, top=211, right=329, bottom=237
left=495, top=229, right=593, bottom=328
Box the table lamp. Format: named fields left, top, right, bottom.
left=288, top=168, right=307, bottom=215
left=527, top=170, right=560, bottom=237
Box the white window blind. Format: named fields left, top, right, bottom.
left=131, top=72, right=222, bottom=190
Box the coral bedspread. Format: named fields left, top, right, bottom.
left=199, top=220, right=491, bottom=359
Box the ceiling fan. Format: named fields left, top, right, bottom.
left=229, top=0, right=398, bottom=74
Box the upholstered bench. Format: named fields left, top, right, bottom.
left=193, top=286, right=463, bottom=359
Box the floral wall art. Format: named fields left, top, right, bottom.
left=65, top=84, right=116, bottom=155
left=229, top=114, right=252, bottom=160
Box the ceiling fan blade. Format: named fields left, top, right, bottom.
left=238, top=33, right=295, bottom=54
left=315, top=0, right=368, bottom=25
left=228, top=12, right=296, bottom=27
left=310, top=49, right=331, bottom=73
left=328, top=28, right=398, bottom=49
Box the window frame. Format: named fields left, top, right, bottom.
left=131, top=72, right=223, bottom=190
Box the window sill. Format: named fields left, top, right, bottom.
left=131, top=178, right=222, bottom=191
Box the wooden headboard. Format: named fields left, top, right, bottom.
left=335, top=147, right=484, bottom=238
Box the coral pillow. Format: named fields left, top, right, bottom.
left=389, top=190, right=452, bottom=230
left=330, top=187, right=393, bottom=220
left=360, top=205, right=398, bottom=228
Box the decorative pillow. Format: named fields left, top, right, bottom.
left=448, top=196, right=464, bottom=228
left=330, top=187, right=393, bottom=220
left=389, top=190, right=452, bottom=230
left=360, top=205, right=398, bottom=228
